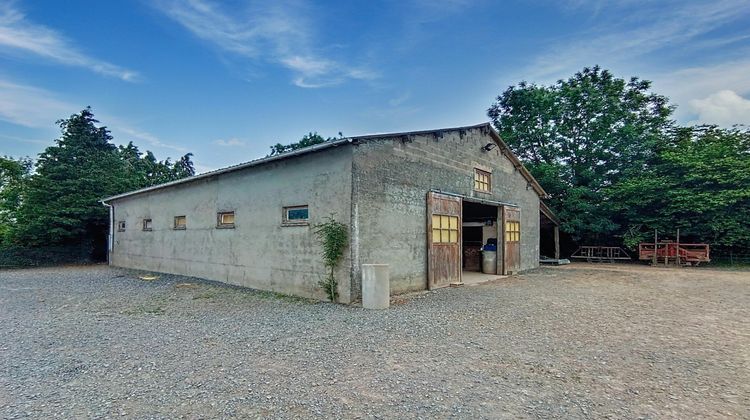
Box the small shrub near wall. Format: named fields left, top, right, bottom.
left=0, top=243, right=101, bottom=268
left=313, top=216, right=349, bottom=302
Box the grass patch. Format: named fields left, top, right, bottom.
left=254, top=290, right=314, bottom=304
left=192, top=291, right=218, bottom=300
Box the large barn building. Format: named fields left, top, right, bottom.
left=103, top=123, right=559, bottom=303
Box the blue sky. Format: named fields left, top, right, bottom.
left=1, top=0, right=749, bottom=173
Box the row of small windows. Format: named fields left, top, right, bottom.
left=116, top=205, right=309, bottom=232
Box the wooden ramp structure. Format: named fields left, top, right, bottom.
left=570, top=246, right=631, bottom=263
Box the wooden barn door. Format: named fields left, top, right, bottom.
left=502, top=207, right=521, bottom=275
left=427, top=192, right=462, bottom=289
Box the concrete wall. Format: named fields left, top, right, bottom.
left=482, top=223, right=498, bottom=244
left=351, top=127, right=540, bottom=297
left=109, top=146, right=354, bottom=303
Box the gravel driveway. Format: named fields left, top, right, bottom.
left=1, top=264, right=748, bottom=419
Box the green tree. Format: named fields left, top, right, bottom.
left=268, top=132, right=341, bottom=156
left=118, top=141, right=195, bottom=189
left=610, top=125, right=750, bottom=250
left=0, top=156, right=32, bottom=244
left=9, top=107, right=195, bottom=257
left=488, top=66, right=674, bottom=242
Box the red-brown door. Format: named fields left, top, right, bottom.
left=427, top=192, right=462, bottom=289
left=502, top=207, right=521, bottom=275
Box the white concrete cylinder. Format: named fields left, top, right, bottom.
left=482, top=250, right=497, bottom=274
left=362, top=264, right=389, bottom=309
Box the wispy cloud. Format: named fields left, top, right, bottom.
left=152, top=0, right=376, bottom=88
left=388, top=91, right=411, bottom=107
left=213, top=138, right=246, bottom=147
left=520, top=0, right=750, bottom=83
left=502, top=0, right=750, bottom=127
left=0, top=78, right=76, bottom=128
left=0, top=133, right=48, bottom=145
left=111, top=125, right=188, bottom=153
left=0, top=77, right=187, bottom=152
left=0, top=2, right=138, bottom=81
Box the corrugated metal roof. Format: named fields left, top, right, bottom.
left=102, top=122, right=548, bottom=202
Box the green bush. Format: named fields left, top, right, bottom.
left=0, top=244, right=99, bottom=268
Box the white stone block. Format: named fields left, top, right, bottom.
left=362, top=264, right=389, bottom=309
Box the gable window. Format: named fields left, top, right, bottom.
left=217, top=211, right=235, bottom=228
left=431, top=215, right=458, bottom=243
left=174, top=215, right=187, bottom=230
left=474, top=169, right=491, bottom=192
left=117, top=221, right=126, bottom=232
left=283, top=205, right=309, bottom=226
left=142, top=218, right=152, bottom=231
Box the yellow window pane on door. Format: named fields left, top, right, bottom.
left=441, top=215, right=449, bottom=230
left=432, top=215, right=440, bottom=228
left=449, top=216, right=457, bottom=229
left=449, top=230, right=458, bottom=243
left=432, top=228, right=441, bottom=242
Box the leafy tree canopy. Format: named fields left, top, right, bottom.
left=488, top=66, right=674, bottom=242
left=268, top=132, right=342, bottom=156
left=3, top=107, right=195, bottom=251
left=610, top=125, right=750, bottom=249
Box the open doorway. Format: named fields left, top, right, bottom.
left=461, top=200, right=505, bottom=284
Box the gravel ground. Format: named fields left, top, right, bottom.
left=1, top=263, right=748, bottom=419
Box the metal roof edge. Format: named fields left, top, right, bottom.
left=102, top=122, right=550, bottom=203
left=102, top=138, right=352, bottom=203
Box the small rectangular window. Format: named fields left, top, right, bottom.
left=117, top=221, right=126, bottom=232
left=431, top=214, right=459, bottom=243
left=474, top=169, right=491, bottom=192
left=217, top=211, right=235, bottom=228
left=505, top=221, right=520, bottom=242
left=174, top=215, right=186, bottom=230
left=142, top=218, right=152, bottom=231
left=283, top=205, right=309, bottom=225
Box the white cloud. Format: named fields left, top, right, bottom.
left=651, top=59, right=750, bottom=126
left=388, top=91, right=411, bottom=107
left=111, top=125, right=188, bottom=153
left=213, top=138, right=246, bottom=147
left=688, top=90, right=750, bottom=126
left=498, top=0, right=750, bottom=128
left=0, top=133, right=48, bottom=145
left=152, top=0, right=376, bottom=88
left=0, top=2, right=138, bottom=81
left=0, top=77, right=187, bottom=152
left=518, top=0, right=750, bottom=83
left=0, top=78, right=76, bottom=127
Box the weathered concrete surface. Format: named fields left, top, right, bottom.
left=351, top=126, right=540, bottom=297
left=109, top=146, right=354, bottom=302
left=108, top=125, right=543, bottom=302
